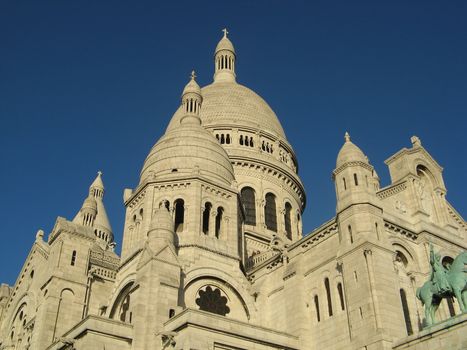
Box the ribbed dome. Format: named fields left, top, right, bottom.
left=140, top=123, right=235, bottom=186
left=167, top=82, right=286, bottom=139
left=336, top=132, right=368, bottom=168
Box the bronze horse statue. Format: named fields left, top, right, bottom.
left=416, top=247, right=467, bottom=326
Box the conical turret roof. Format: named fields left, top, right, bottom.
left=336, top=132, right=368, bottom=168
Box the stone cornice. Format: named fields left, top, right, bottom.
left=377, top=180, right=407, bottom=199
left=126, top=175, right=237, bottom=209
left=232, top=158, right=306, bottom=209
left=332, top=160, right=374, bottom=178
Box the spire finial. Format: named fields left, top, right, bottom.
left=222, top=28, right=228, bottom=38
left=97, top=170, right=103, bottom=177
left=344, top=132, right=351, bottom=142
left=190, top=70, right=196, bottom=81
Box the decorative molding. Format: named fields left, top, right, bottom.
left=377, top=181, right=407, bottom=200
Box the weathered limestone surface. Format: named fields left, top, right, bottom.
left=393, top=313, right=467, bottom=350
left=0, top=31, right=465, bottom=350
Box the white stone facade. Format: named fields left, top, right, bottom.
left=0, top=32, right=466, bottom=350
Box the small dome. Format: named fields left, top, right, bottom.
left=215, top=29, right=235, bottom=54
left=336, top=132, right=368, bottom=168
left=182, top=71, right=202, bottom=97
left=140, top=125, right=235, bottom=186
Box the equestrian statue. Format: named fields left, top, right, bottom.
left=416, top=244, right=467, bottom=326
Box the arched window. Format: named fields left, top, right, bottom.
left=220, top=134, right=225, bottom=144
left=174, top=199, right=185, bottom=233
left=71, top=250, right=77, bottom=266
left=250, top=137, right=254, bottom=147
left=239, top=135, right=244, bottom=145
left=325, top=277, right=333, bottom=316
left=348, top=225, right=353, bottom=244
left=110, top=282, right=135, bottom=324
left=284, top=202, right=292, bottom=239
left=215, top=207, right=224, bottom=238
left=354, top=173, right=359, bottom=186
left=400, top=289, right=413, bottom=335
left=314, top=295, right=320, bottom=322
left=202, top=202, right=212, bottom=235
left=337, top=282, right=345, bottom=310
left=264, top=193, right=277, bottom=232
left=241, top=187, right=256, bottom=225
left=226, top=134, right=231, bottom=144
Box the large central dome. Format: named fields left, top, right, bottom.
left=166, top=81, right=286, bottom=139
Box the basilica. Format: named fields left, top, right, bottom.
left=0, top=31, right=466, bottom=350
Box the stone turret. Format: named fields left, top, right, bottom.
left=333, top=132, right=379, bottom=214
left=73, top=172, right=114, bottom=244
left=214, top=28, right=236, bottom=83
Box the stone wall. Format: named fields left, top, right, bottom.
left=393, top=313, right=467, bottom=350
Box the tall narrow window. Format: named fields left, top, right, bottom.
left=337, top=283, right=345, bottom=310
left=284, top=202, right=292, bottom=239
left=241, top=187, right=256, bottom=225
left=325, top=278, right=333, bottom=316
left=264, top=193, right=277, bottom=232
left=239, top=135, right=244, bottom=145
left=354, top=173, right=358, bottom=186
left=375, top=222, right=380, bottom=240
left=70, top=250, right=77, bottom=266
left=348, top=225, right=353, bottom=244
left=314, top=295, right=320, bottom=322
left=343, top=177, right=347, bottom=190
left=400, top=289, right=413, bottom=335
left=174, top=199, right=185, bottom=233
left=202, top=202, right=212, bottom=235
left=215, top=207, right=224, bottom=238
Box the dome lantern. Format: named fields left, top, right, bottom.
left=214, top=28, right=236, bottom=83
left=180, top=71, right=203, bottom=126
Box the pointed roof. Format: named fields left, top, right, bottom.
left=72, top=172, right=113, bottom=239
left=336, top=132, right=368, bottom=168
left=90, top=171, right=104, bottom=191
left=215, top=28, right=235, bottom=54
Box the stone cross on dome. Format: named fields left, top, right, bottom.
left=222, top=28, right=229, bottom=38
left=190, top=70, right=197, bottom=80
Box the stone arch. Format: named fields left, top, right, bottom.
left=390, top=240, right=420, bottom=272
left=185, top=276, right=249, bottom=321
left=5, top=292, right=33, bottom=331
left=184, top=268, right=254, bottom=321
left=54, top=288, right=75, bottom=339
left=109, top=281, right=136, bottom=323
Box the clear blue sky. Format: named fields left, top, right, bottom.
left=0, top=1, right=466, bottom=285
